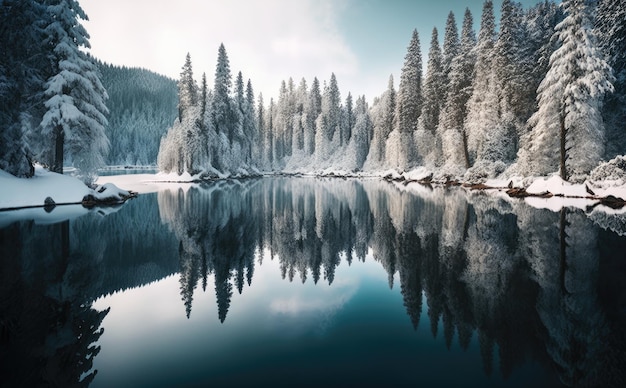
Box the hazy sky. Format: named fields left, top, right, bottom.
left=81, top=0, right=550, bottom=102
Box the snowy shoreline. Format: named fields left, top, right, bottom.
left=2, top=165, right=626, bottom=217
left=0, top=165, right=135, bottom=212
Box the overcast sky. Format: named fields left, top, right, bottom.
left=81, top=0, right=549, bottom=103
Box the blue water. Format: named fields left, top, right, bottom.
left=1, top=178, right=624, bottom=387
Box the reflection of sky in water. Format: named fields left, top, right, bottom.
left=91, top=248, right=550, bottom=388
left=91, top=252, right=383, bottom=386
left=7, top=177, right=618, bottom=387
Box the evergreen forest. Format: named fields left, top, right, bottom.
left=1, top=0, right=625, bottom=184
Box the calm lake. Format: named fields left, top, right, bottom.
left=1, top=177, right=625, bottom=387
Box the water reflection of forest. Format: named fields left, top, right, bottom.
left=1, top=178, right=625, bottom=386
left=160, top=178, right=626, bottom=387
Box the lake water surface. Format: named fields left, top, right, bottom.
left=1, top=177, right=625, bottom=387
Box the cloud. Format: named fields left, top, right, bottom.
left=81, top=0, right=358, bottom=100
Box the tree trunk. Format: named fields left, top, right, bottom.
left=53, top=125, right=64, bottom=174
left=462, top=128, right=470, bottom=169
left=559, top=113, right=567, bottom=181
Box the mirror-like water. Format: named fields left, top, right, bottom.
left=1, top=178, right=624, bottom=387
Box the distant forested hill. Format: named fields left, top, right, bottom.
left=98, top=62, right=178, bottom=165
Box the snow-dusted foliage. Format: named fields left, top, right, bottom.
left=0, top=1, right=46, bottom=177
left=437, top=8, right=476, bottom=175
left=157, top=46, right=261, bottom=177
left=589, top=155, right=626, bottom=182
left=521, top=0, right=613, bottom=182
left=464, top=0, right=498, bottom=168
left=3, top=0, right=624, bottom=184
left=37, top=0, right=109, bottom=185
left=395, top=29, right=422, bottom=170
left=364, top=76, right=395, bottom=171
left=98, top=62, right=177, bottom=166
left=595, top=0, right=626, bottom=158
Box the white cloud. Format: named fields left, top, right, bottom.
left=81, top=0, right=358, bottom=100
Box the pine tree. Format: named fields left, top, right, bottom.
left=293, top=78, right=308, bottom=152
left=212, top=43, right=233, bottom=141
left=418, top=28, right=445, bottom=167
left=595, top=0, right=626, bottom=158
left=315, top=74, right=341, bottom=162
left=524, top=0, right=613, bottom=181
left=422, top=28, right=444, bottom=135
left=0, top=0, right=47, bottom=177
left=343, top=92, right=354, bottom=145
left=442, top=11, right=460, bottom=94
left=178, top=53, right=197, bottom=122
left=304, top=77, right=322, bottom=155
left=365, top=75, right=396, bottom=168
left=350, top=95, right=372, bottom=170
left=38, top=0, right=109, bottom=184
left=245, top=79, right=257, bottom=165
left=395, top=29, right=422, bottom=169
left=464, top=0, right=497, bottom=169
left=265, top=98, right=275, bottom=168
left=396, top=29, right=422, bottom=134
left=256, top=93, right=266, bottom=166
left=438, top=8, right=476, bottom=172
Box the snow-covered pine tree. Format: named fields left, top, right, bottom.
left=342, top=92, right=354, bottom=146
left=304, top=77, right=322, bottom=156
left=364, top=75, right=395, bottom=170
left=39, top=0, right=109, bottom=184
left=234, top=71, right=247, bottom=166
left=442, top=11, right=460, bottom=96
left=178, top=53, right=198, bottom=122
left=315, top=74, right=341, bottom=163
left=595, top=0, right=626, bottom=158
left=438, top=8, right=476, bottom=173
left=275, top=79, right=292, bottom=162
left=418, top=28, right=445, bottom=168
left=212, top=43, right=233, bottom=143
left=211, top=43, right=236, bottom=172
left=0, top=0, right=47, bottom=177
left=158, top=54, right=204, bottom=175
left=394, top=29, right=422, bottom=169
left=524, top=0, right=613, bottom=181
left=464, top=0, right=526, bottom=175
left=293, top=78, right=308, bottom=152
left=423, top=30, right=444, bottom=134
left=512, top=1, right=563, bottom=172
left=256, top=93, right=266, bottom=167
left=245, top=79, right=257, bottom=166
left=264, top=98, right=275, bottom=169
left=348, top=95, right=372, bottom=170
left=465, top=0, right=498, bottom=167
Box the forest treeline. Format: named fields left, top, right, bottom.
left=97, top=62, right=178, bottom=166
left=158, top=0, right=625, bottom=182
left=0, top=0, right=624, bottom=184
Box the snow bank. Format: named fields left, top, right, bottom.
left=0, top=165, right=92, bottom=209
left=0, top=165, right=134, bottom=211
left=526, top=175, right=589, bottom=197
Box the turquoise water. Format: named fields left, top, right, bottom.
left=1, top=178, right=624, bottom=387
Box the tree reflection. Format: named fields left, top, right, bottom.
left=4, top=177, right=623, bottom=386
left=0, top=221, right=108, bottom=387
left=157, top=178, right=626, bottom=386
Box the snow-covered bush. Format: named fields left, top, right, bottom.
left=589, top=155, right=626, bottom=182
left=464, top=160, right=507, bottom=183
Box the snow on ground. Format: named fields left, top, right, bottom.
left=0, top=165, right=92, bottom=209
left=95, top=172, right=199, bottom=194
left=3, top=164, right=626, bottom=218
left=0, top=165, right=132, bottom=210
